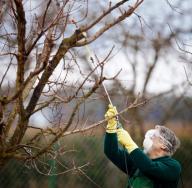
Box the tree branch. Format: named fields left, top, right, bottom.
left=76, top=0, right=144, bottom=47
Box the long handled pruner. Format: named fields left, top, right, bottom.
left=79, top=31, right=121, bottom=125
left=72, top=19, right=120, bottom=125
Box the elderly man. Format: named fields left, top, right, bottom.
left=104, top=105, right=181, bottom=188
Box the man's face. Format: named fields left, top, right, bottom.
left=143, top=129, right=164, bottom=154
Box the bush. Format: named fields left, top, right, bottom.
left=0, top=135, right=191, bottom=188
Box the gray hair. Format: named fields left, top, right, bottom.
left=155, top=125, right=180, bottom=156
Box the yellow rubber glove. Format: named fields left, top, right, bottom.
left=117, top=128, right=138, bottom=153
left=105, top=104, right=118, bottom=133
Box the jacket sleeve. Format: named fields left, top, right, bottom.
left=104, top=133, right=136, bottom=175
left=129, top=148, right=181, bottom=181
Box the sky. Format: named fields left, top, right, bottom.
left=1, top=0, right=192, bottom=127
left=33, top=0, right=192, bottom=127
left=94, top=0, right=192, bottom=95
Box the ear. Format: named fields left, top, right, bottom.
left=160, top=144, right=167, bottom=151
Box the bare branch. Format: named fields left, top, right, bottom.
left=81, top=0, right=130, bottom=32
left=76, top=0, right=144, bottom=46
left=184, top=66, right=192, bottom=86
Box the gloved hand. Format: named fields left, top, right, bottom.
left=117, top=128, right=138, bottom=153
left=105, top=104, right=118, bottom=133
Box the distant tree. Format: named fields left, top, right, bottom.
left=96, top=0, right=192, bottom=137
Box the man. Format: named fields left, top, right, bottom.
left=104, top=105, right=181, bottom=188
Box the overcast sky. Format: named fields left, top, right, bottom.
left=1, top=0, right=192, bottom=127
